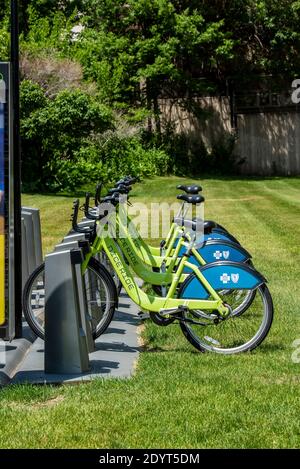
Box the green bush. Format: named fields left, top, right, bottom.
left=20, top=81, right=114, bottom=191
left=20, top=80, right=170, bottom=192
left=51, top=134, right=170, bottom=191
left=0, top=26, right=9, bottom=60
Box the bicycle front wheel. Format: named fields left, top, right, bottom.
left=178, top=284, right=273, bottom=354
left=22, top=257, right=117, bottom=340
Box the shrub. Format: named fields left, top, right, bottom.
left=20, top=81, right=114, bottom=191
left=141, top=125, right=239, bottom=176
left=20, top=80, right=170, bottom=192
left=20, top=52, right=84, bottom=98
left=51, top=134, right=170, bottom=191
left=0, top=26, right=9, bottom=60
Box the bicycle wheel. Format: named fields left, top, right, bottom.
left=23, top=257, right=117, bottom=340
left=177, top=283, right=273, bottom=354
left=216, top=288, right=257, bottom=316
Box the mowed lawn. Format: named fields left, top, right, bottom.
left=0, top=176, right=300, bottom=448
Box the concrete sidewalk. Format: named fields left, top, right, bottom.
left=11, top=292, right=141, bottom=385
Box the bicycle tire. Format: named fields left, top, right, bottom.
left=22, top=257, right=117, bottom=340
left=177, top=282, right=273, bottom=354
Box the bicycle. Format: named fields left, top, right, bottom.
left=86, top=193, right=274, bottom=354
left=23, top=188, right=273, bottom=354
left=24, top=181, right=256, bottom=336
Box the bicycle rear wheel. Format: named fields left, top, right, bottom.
left=22, top=257, right=117, bottom=340
left=177, top=283, right=273, bottom=354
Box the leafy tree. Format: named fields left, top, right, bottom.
left=74, top=0, right=236, bottom=131
left=20, top=81, right=114, bottom=190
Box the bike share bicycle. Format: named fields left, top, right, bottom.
left=23, top=178, right=273, bottom=354
left=23, top=178, right=254, bottom=336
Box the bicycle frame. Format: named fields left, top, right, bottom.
left=118, top=201, right=191, bottom=260
left=82, top=217, right=229, bottom=317
left=85, top=203, right=206, bottom=286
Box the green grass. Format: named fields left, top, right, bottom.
left=0, top=176, right=300, bottom=448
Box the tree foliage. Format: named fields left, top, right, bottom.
left=1, top=1, right=300, bottom=190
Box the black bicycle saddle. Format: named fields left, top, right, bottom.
left=196, top=219, right=217, bottom=234
left=176, top=184, right=202, bottom=194
left=177, top=194, right=205, bottom=205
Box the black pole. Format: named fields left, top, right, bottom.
left=10, top=0, right=22, bottom=338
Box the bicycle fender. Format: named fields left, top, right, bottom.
left=202, top=231, right=239, bottom=243
left=197, top=239, right=251, bottom=263
left=182, top=240, right=251, bottom=273
left=180, top=261, right=266, bottom=300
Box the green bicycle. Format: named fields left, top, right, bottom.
left=23, top=191, right=273, bottom=354
left=24, top=185, right=256, bottom=337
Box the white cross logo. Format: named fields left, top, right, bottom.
left=220, top=273, right=231, bottom=284
left=213, top=250, right=222, bottom=260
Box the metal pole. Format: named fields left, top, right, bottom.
left=11, top=0, right=22, bottom=337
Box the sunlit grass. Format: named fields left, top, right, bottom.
left=0, top=176, right=298, bottom=448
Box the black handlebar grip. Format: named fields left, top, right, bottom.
left=72, top=199, right=80, bottom=232
left=95, top=183, right=102, bottom=206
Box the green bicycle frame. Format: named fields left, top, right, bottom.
left=85, top=204, right=206, bottom=286
left=119, top=202, right=186, bottom=260
left=82, top=218, right=229, bottom=318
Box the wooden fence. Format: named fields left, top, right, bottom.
left=159, top=96, right=300, bottom=176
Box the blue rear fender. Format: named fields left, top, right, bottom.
left=182, top=239, right=252, bottom=273
left=196, top=239, right=251, bottom=263
left=180, top=261, right=266, bottom=300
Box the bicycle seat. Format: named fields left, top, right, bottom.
left=109, top=184, right=131, bottom=195
left=193, top=219, right=217, bottom=234
left=177, top=194, right=205, bottom=205
left=176, top=184, right=202, bottom=194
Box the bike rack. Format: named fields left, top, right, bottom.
left=44, top=246, right=94, bottom=374
left=22, top=207, right=43, bottom=265
left=63, top=233, right=87, bottom=243
left=21, top=207, right=43, bottom=287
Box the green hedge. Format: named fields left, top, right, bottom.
left=20, top=80, right=170, bottom=192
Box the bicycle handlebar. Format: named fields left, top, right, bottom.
left=116, top=176, right=138, bottom=186
left=71, top=199, right=95, bottom=234
left=94, top=183, right=102, bottom=206
left=84, top=192, right=98, bottom=220
left=109, top=184, right=131, bottom=195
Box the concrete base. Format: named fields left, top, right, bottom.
left=0, top=323, right=36, bottom=387
left=11, top=292, right=141, bottom=385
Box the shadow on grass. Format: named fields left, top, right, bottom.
left=145, top=346, right=200, bottom=354
left=256, top=342, right=285, bottom=352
